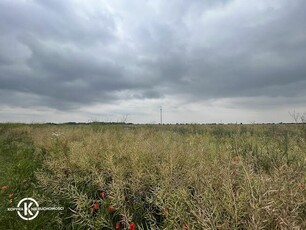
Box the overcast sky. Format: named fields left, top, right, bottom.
left=0, top=0, right=306, bottom=123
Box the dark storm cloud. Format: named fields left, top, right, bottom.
left=0, top=0, right=306, bottom=111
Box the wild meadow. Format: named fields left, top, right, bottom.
left=0, top=123, right=306, bottom=229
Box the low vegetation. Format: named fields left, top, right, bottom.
left=1, top=123, right=306, bottom=229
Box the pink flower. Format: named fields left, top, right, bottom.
left=100, top=191, right=106, bottom=199
left=2, top=185, right=8, bottom=190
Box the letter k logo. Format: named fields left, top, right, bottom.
left=17, top=198, right=39, bottom=220
left=24, top=201, right=33, bottom=217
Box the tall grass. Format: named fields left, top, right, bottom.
left=0, top=124, right=305, bottom=229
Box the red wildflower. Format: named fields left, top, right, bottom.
left=183, top=224, right=189, bottom=230
left=2, top=185, right=8, bottom=190
left=9, top=192, right=14, bottom=199
left=129, top=222, right=136, bottom=230
left=232, top=156, right=240, bottom=164
left=163, top=209, right=169, bottom=216
left=232, top=168, right=239, bottom=176
left=298, top=183, right=305, bottom=189
left=63, top=168, right=70, bottom=175
left=100, top=191, right=106, bottom=199
left=115, top=221, right=121, bottom=230
left=108, top=205, right=115, bottom=213
left=93, top=202, right=99, bottom=209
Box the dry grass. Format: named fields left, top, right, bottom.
left=1, top=124, right=306, bottom=229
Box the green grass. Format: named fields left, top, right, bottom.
left=0, top=123, right=306, bottom=229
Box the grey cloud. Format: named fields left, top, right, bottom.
left=0, top=0, right=306, bottom=114
left=0, top=0, right=116, bottom=45
left=159, top=1, right=306, bottom=100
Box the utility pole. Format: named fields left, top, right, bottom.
left=160, top=106, right=163, bottom=125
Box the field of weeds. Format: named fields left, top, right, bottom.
left=0, top=123, right=306, bottom=229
